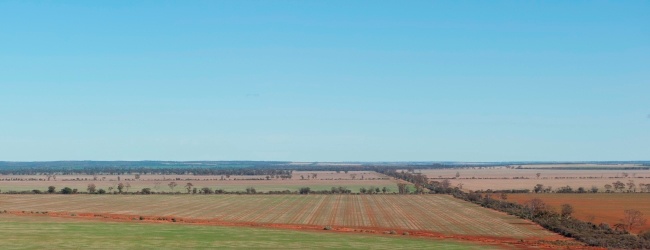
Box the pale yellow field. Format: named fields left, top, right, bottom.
left=408, top=167, right=650, bottom=192
left=0, top=171, right=402, bottom=193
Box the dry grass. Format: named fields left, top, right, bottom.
left=0, top=171, right=402, bottom=193
left=407, top=167, right=650, bottom=192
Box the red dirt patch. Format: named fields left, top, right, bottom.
left=504, top=193, right=650, bottom=234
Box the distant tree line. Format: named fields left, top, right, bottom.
left=0, top=161, right=452, bottom=175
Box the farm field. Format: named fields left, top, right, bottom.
left=0, top=194, right=559, bottom=241
left=0, top=171, right=403, bottom=193
left=411, top=168, right=650, bottom=192
left=0, top=214, right=493, bottom=250
left=504, top=193, right=650, bottom=234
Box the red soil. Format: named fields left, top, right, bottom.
left=505, top=193, right=650, bottom=234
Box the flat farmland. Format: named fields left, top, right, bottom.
left=0, top=214, right=492, bottom=250
left=411, top=168, right=650, bottom=192
left=0, top=171, right=404, bottom=193
left=504, top=193, right=650, bottom=233
left=0, top=194, right=558, bottom=240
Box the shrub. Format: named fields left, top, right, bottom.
left=61, top=187, right=73, bottom=194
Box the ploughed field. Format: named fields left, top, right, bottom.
left=0, top=214, right=492, bottom=250
left=0, top=171, right=405, bottom=193
left=504, top=193, right=650, bottom=234
left=0, top=194, right=557, bottom=240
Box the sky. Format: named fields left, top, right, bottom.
left=0, top=1, right=648, bottom=162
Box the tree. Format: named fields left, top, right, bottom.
left=185, top=183, right=193, bottom=193
left=590, top=186, right=599, bottom=193
left=61, top=187, right=73, bottom=194
left=381, top=187, right=387, bottom=194
left=117, top=182, right=124, bottom=193
left=98, top=188, right=106, bottom=194
left=561, top=204, right=574, bottom=218
left=613, top=181, right=625, bottom=192
left=201, top=187, right=213, bottom=194
left=627, top=180, right=636, bottom=192
left=47, top=186, right=56, bottom=194
left=621, top=209, right=647, bottom=231
left=455, top=172, right=460, bottom=178
left=536, top=173, right=541, bottom=179
left=397, top=183, right=407, bottom=194
left=168, top=182, right=178, bottom=192
left=141, top=188, right=152, bottom=194
left=500, top=192, right=508, bottom=200
left=524, top=198, right=547, bottom=218
left=125, top=182, right=131, bottom=192
left=604, top=184, right=613, bottom=192
left=299, top=187, right=310, bottom=194
left=533, top=184, right=544, bottom=193
left=87, top=183, right=96, bottom=193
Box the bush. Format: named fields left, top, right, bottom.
left=299, top=187, right=311, bottom=194
left=640, top=231, right=650, bottom=241
left=61, top=187, right=73, bottom=194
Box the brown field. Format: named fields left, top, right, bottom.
left=503, top=193, right=650, bottom=233
left=0, top=171, right=404, bottom=193
left=0, top=194, right=561, bottom=241
left=409, top=168, right=650, bottom=192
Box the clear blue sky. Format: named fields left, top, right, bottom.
left=1, top=1, right=648, bottom=161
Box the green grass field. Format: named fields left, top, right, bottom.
left=0, top=214, right=494, bottom=249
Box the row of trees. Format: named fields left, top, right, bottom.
left=532, top=180, right=650, bottom=193
left=27, top=184, right=397, bottom=195
left=382, top=171, right=650, bottom=249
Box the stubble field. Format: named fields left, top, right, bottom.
left=0, top=194, right=558, bottom=240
